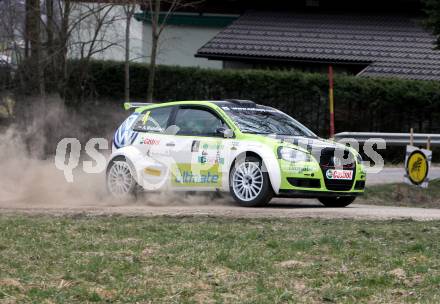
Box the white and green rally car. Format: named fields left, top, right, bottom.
left=107, top=100, right=366, bottom=207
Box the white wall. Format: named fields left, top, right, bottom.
left=141, top=24, right=223, bottom=69
left=68, top=2, right=223, bottom=68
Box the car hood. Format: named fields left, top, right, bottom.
left=265, top=135, right=351, bottom=153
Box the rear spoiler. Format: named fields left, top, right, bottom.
left=123, top=102, right=153, bottom=111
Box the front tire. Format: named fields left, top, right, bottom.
left=229, top=156, right=273, bottom=207
left=106, top=157, right=138, bottom=198
left=318, top=196, right=356, bottom=208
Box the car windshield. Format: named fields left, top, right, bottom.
left=225, top=106, right=317, bottom=138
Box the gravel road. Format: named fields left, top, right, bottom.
left=1, top=198, right=440, bottom=221
left=1, top=163, right=439, bottom=221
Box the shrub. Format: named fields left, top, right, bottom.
left=66, top=60, right=440, bottom=138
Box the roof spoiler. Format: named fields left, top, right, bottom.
left=225, top=99, right=256, bottom=107
left=123, top=102, right=153, bottom=111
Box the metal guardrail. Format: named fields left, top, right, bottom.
left=334, top=132, right=440, bottom=147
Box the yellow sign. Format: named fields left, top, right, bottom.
left=406, top=151, right=428, bottom=185
left=404, top=146, right=431, bottom=188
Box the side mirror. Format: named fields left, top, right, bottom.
left=216, top=127, right=234, bottom=138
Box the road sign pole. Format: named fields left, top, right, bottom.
left=328, top=65, right=335, bottom=138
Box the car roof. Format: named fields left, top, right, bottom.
left=134, top=99, right=266, bottom=112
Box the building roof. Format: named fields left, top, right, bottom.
left=196, top=11, right=440, bottom=81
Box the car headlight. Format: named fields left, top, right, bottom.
left=277, top=147, right=310, bottom=162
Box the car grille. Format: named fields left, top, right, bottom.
left=314, top=148, right=356, bottom=191
left=287, top=178, right=321, bottom=189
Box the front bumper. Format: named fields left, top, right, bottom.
left=278, top=159, right=366, bottom=194
left=277, top=189, right=363, bottom=198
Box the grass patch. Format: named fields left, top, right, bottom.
left=360, top=179, right=440, bottom=208
left=1, top=216, right=440, bottom=303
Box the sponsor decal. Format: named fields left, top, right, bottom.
left=144, top=167, right=161, bottom=176
left=113, top=113, right=140, bottom=149
left=141, top=138, right=160, bottom=145
left=221, top=106, right=230, bottom=111
left=287, top=165, right=315, bottom=174
left=231, top=141, right=240, bottom=151
left=198, top=155, right=225, bottom=165
left=197, top=146, right=224, bottom=165
left=172, top=164, right=221, bottom=187
left=201, top=142, right=224, bottom=150
left=326, top=169, right=353, bottom=180
left=191, top=140, right=200, bottom=152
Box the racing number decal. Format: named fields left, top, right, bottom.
left=406, top=151, right=429, bottom=185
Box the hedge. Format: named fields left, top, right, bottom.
left=66, top=60, right=440, bottom=138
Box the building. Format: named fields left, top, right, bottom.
left=134, top=9, right=239, bottom=68
left=196, top=11, right=440, bottom=80
left=134, top=0, right=440, bottom=81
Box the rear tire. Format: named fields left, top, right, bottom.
left=106, top=157, right=138, bottom=198
left=318, top=196, right=356, bottom=208
left=229, top=156, right=273, bottom=207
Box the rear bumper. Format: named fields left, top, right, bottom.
left=277, top=189, right=363, bottom=198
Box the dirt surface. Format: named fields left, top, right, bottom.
left=2, top=198, right=440, bottom=221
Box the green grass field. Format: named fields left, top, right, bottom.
left=361, top=179, right=440, bottom=208
left=1, top=216, right=440, bottom=303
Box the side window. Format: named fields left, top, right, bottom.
left=132, top=107, right=173, bottom=133
left=174, top=108, right=224, bottom=137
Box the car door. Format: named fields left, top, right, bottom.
left=168, top=106, right=231, bottom=191
left=131, top=106, right=177, bottom=190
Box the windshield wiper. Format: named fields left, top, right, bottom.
left=275, top=134, right=319, bottom=138
left=241, top=130, right=272, bottom=135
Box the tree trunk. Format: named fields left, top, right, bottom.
left=59, top=0, right=71, bottom=97
left=146, top=0, right=160, bottom=102
left=147, top=35, right=158, bottom=102
left=27, top=0, right=45, bottom=96
left=124, top=6, right=134, bottom=103
left=24, top=0, right=31, bottom=58
left=46, top=0, right=54, bottom=86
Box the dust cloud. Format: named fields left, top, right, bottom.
left=0, top=96, right=231, bottom=208
left=0, top=96, right=110, bottom=207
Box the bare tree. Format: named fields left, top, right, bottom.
left=1, top=1, right=134, bottom=99
left=145, top=0, right=201, bottom=102
left=423, top=0, right=440, bottom=49
left=0, top=0, right=24, bottom=89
